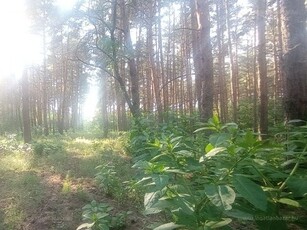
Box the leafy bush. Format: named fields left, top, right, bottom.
left=128, top=114, right=199, bottom=158
left=0, top=133, right=29, bottom=152
left=32, top=139, right=64, bottom=155
left=95, top=164, right=120, bottom=196
left=131, top=116, right=307, bottom=229
left=77, top=200, right=131, bottom=230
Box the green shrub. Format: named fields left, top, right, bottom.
left=32, top=139, right=64, bottom=155
left=131, top=116, right=307, bottom=229
left=95, top=164, right=120, bottom=196
left=77, top=200, right=131, bottom=230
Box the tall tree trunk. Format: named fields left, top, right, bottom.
left=147, top=1, right=163, bottom=122
left=226, top=0, right=238, bottom=122
left=253, top=15, right=259, bottom=132
left=22, top=69, right=32, bottom=143
left=109, top=0, right=140, bottom=119
left=257, top=0, right=268, bottom=136
left=191, top=0, right=214, bottom=121
left=101, top=76, right=109, bottom=137
left=216, top=0, right=228, bottom=123
left=157, top=0, right=168, bottom=117
left=42, top=27, right=49, bottom=135
left=120, top=0, right=140, bottom=118
left=282, top=0, right=307, bottom=121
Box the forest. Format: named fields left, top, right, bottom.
left=0, top=0, right=306, bottom=229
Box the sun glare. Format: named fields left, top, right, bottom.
left=55, top=0, right=77, bottom=11
left=0, top=1, right=42, bottom=79
left=83, top=82, right=99, bottom=121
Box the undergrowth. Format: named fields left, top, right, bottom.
left=128, top=115, right=307, bottom=230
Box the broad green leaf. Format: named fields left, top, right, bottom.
left=298, top=198, right=307, bottom=210
left=205, top=143, right=214, bottom=153
left=209, top=133, right=231, bottom=147
left=205, top=218, right=232, bottom=229
left=225, top=209, right=254, bottom=220
left=278, top=198, right=301, bottom=208
left=243, top=130, right=257, bottom=147
left=253, top=159, right=267, bottom=166
left=76, top=222, right=95, bottom=230
left=194, top=126, right=217, bottom=133
left=200, top=147, right=226, bottom=162
left=281, top=159, right=296, bottom=168
left=174, top=196, right=194, bottom=215
left=132, top=160, right=150, bottom=169
left=286, top=177, right=307, bottom=197
left=212, top=114, right=220, bottom=126
left=204, top=184, right=235, bottom=210
left=172, top=207, right=198, bottom=227
left=144, top=207, right=163, bottom=215
left=164, top=169, right=186, bottom=174
left=144, top=191, right=161, bottom=210
left=288, top=119, right=305, bottom=124
left=152, top=175, right=169, bottom=190
left=154, top=222, right=183, bottom=230
left=96, top=212, right=109, bottom=219
left=176, top=150, right=193, bottom=157
left=134, top=176, right=152, bottom=186
left=233, top=175, right=267, bottom=211
left=206, top=147, right=227, bottom=158
left=170, top=136, right=182, bottom=143
left=221, top=123, right=238, bottom=132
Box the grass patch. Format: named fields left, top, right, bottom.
left=0, top=152, right=32, bottom=172
left=0, top=133, right=148, bottom=230
left=0, top=170, right=44, bottom=229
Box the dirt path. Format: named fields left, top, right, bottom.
left=22, top=171, right=152, bottom=230
left=0, top=137, right=157, bottom=230
left=21, top=172, right=98, bottom=230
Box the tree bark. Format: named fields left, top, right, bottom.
left=226, top=0, right=238, bottom=122
left=216, top=0, right=228, bottom=123
left=191, top=0, right=214, bottom=121
left=282, top=0, right=307, bottom=121
left=22, top=69, right=32, bottom=143
left=257, top=0, right=268, bottom=136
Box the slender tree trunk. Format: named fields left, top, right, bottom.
left=42, top=27, right=49, bottom=135
left=257, top=0, right=268, bottom=136
left=253, top=15, right=259, bottom=132
left=191, top=0, right=214, bottom=121
left=157, top=0, right=168, bottom=117
left=120, top=0, right=140, bottom=118
left=277, top=0, right=284, bottom=100
left=216, top=0, right=228, bottom=123
left=109, top=0, right=140, bottom=119
left=226, top=0, right=238, bottom=122
left=101, top=76, right=109, bottom=137
left=22, top=69, right=32, bottom=143
left=282, top=0, right=307, bottom=121
left=147, top=1, right=163, bottom=122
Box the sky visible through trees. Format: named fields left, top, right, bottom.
left=0, top=0, right=306, bottom=141
left=0, top=1, right=306, bottom=229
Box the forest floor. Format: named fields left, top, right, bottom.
left=0, top=134, right=306, bottom=230
left=0, top=135, right=157, bottom=230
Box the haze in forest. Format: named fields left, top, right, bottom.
left=0, top=1, right=306, bottom=229
left=0, top=0, right=305, bottom=143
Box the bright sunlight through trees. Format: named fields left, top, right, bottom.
left=0, top=0, right=97, bottom=121
left=0, top=1, right=42, bottom=79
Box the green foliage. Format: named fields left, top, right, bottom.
left=32, top=139, right=64, bottom=155
left=77, top=200, right=131, bottom=230
left=130, top=116, right=307, bottom=229
left=95, top=164, right=120, bottom=196
left=0, top=133, right=30, bottom=153
left=128, top=113, right=199, bottom=158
